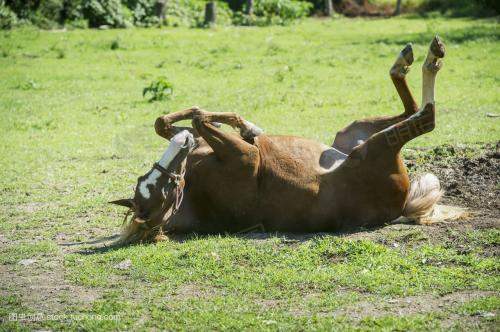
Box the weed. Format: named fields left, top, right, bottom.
left=142, top=76, right=174, bottom=102
left=110, top=38, right=120, bottom=50
left=16, top=79, right=40, bottom=90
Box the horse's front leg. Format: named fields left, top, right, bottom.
left=194, top=111, right=263, bottom=140
left=155, top=107, right=263, bottom=141
left=155, top=106, right=200, bottom=140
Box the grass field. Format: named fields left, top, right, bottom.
left=0, top=17, right=499, bottom=330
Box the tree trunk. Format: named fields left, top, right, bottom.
left=325, top=0, right=333, bottom=16
left=394, top=0, right=402, bottom=15
left=155, top=0, right=167, bottom=22
left=245, top=0, right=254, bottom=15
left=204, top=2, right=217, bottom=25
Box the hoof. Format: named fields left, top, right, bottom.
left=401, top=43, right=414, bottom=66
left=390, top=43, right=413, bottom=78
left=430, top=36, right=445, bottom=58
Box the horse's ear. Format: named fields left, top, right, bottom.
left=109, top=198, right=134, bottom=209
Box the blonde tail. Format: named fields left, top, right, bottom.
left=403, top=173, right=443, bottom=220
left=403, top=173, right=468, bottom=224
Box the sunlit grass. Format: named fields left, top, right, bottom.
left=0, top=17, right=498, bottom=330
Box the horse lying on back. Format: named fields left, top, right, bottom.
left=111, top=36, right=454, bottom=244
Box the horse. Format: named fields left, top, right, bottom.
left=111, top=36, right=448, bottom=244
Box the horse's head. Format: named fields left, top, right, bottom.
left=110, top=130, right=195, bottom=243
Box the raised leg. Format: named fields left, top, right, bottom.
left=422, top=36, right=445, bottom=107
left=155, top=107, right=263, bottom=141
left=155, top=106, right=200, bottom=140
left=332, top=44, right=419, bottom=154
left=191, top=110, right=260, bottom=165
left=390, top=43, right=418, bottom=115
left=191, top=110, right=263, bottom=140
left=345, top=103, right=436, bottom=167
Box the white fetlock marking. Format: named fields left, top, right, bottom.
left=421, top=52, right=440, bottom=107
left=139, top=130, right=192, bottom=199
left=243, top=120, right=264, bottom=136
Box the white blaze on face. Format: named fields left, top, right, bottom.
left=138, top=130, right=192, bottom=199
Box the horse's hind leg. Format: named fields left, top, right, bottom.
left=422, top=36, right=445, bottom=107
left=348, top=103, right=436, bottom=166
left=191, top=110, right=260, bottom=166
left=390, top=43, right=419, bottom=116
left=333, top=44, right=418, bottom=154
left=344, top=36, right=444, bottom=165
left=339, top=103, right=436, bottom=224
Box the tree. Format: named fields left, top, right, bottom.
left=325, top=0, right=333, bottom=16
left=394, top=0, right=402, bottom=15
left=245, top=0, right=253, bottom=15
left=155, top=0, right=167, bottom=22
left=204, top=1, right=216, bottom=25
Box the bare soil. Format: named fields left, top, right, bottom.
left=406, top=142, right=500, bottom=212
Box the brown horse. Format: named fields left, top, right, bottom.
left=112, top=36, right=448, bottom=243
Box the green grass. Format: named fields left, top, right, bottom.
left=0, top=17, right=499, bottom=330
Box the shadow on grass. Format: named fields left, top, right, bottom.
left=374, top=25, right=499, bottom=45
left=60, top=234, right=123, bottom=254
left=70, top=220, right=413, bottom=255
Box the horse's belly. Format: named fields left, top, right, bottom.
left=183, top=135, right=345, bottom=232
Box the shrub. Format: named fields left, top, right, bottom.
left=3, top=0, right=84, bottom=29
left=143, top=77, right=174, bottom=102
left=4, top=0, right=37, bottom=19
left=61, top=0, right=85, bottom=22
left=0, top=3, right=18, bottom=29
left=124, top=0, right=161, bottom=26
left=234, top=0, right=311, bottom=26
left=164, top=0, right=233, bottom=27
left=419, top=0, right=498, bottom=16
left=66, top=18, right=88, bottom=28
left=82, top=0, right=131, bottom=27
left=30, top=0, right=65, bottom=28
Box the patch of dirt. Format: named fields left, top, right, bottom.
left=406, top=142, right=500, bottom=211
left=256, top=288, right=497, bottom=328
left=17, top=202, right=56, bottom=214
left=0, top=256, right=101, bottom=315
left=167, top=283, right=219, bottom=301
left=331, top=290, right=497, bottom=325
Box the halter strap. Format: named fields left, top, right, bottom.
left=153, top=161, right=186, bottom=217
left=153, top=162, right=181, bottom=183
